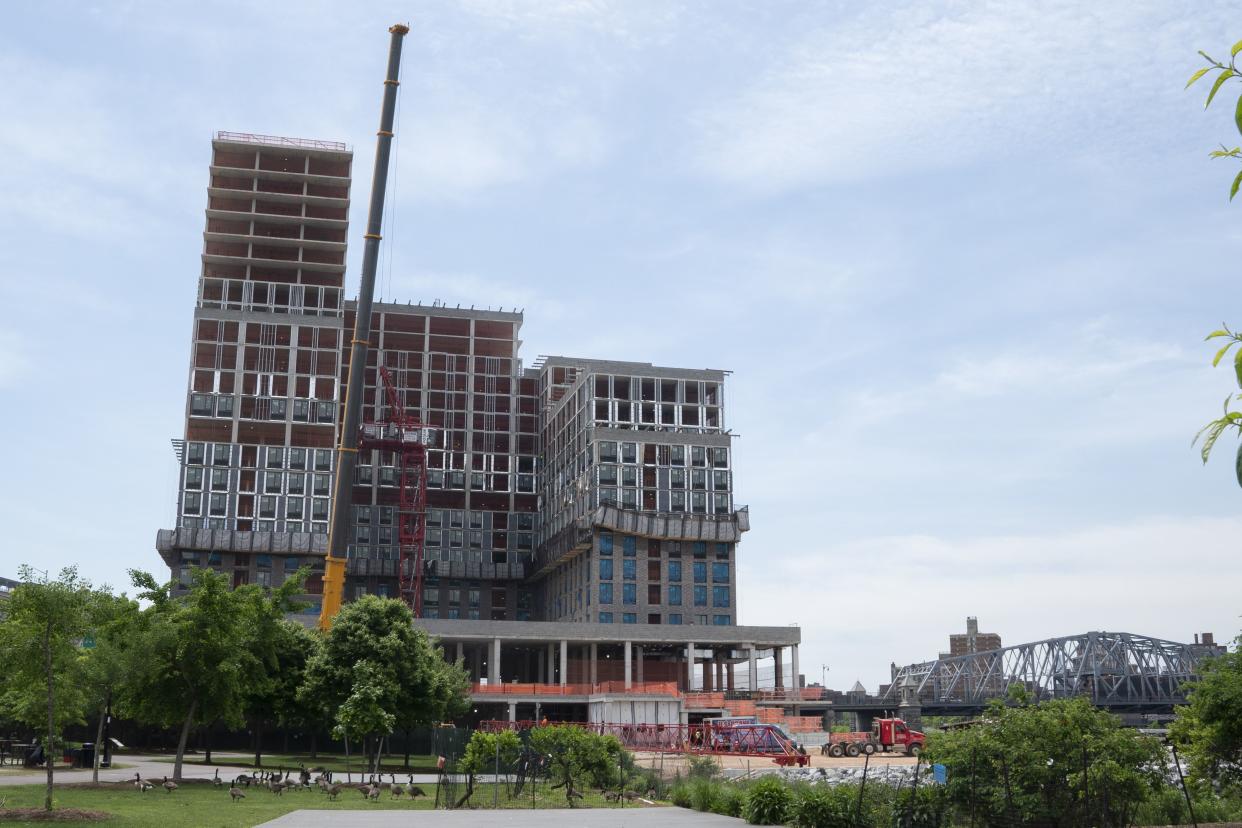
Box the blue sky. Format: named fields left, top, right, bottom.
left=1, top=1, right=1239, bottom=688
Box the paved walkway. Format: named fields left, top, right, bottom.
left=260, top=807, right=741, bottom=827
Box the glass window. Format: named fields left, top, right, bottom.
left=312, top=498, right=329, bottom=520
left=623, top=583, right=636, bottom=605
left=293, top=399, right=309, bottom=421
left=213, top=443, right=231, bottom=465
left=713, top=614, right=731, bottom=626
left=599, top=465, right=617, bottom=485
left=288, top=448, right=306, bottom=469
left=356, top=505, right=371, bottom=524
left=269, top=398, right=286, bottom=419
left=211, top=469, right=229, bottom=490
left=187, top=443, right=205, bottom=465
left=693, top=562, right=707, bottom=583
left=623, top=559, right=636, bottom=580
left=286, top=498, right=303, bottom=520
left=622, top=613, right=636, bottom=624
left=691, top=446, right=705, bottom=467
left=598, top=441, right=617, bottom=463
left=669, top=561, right=682, bottom=582
left=313, top=474, right=330, bottom=496
left=692, top=492, right=707, bottom=513
left=712, top=562, right=729, bottom=582
left=183, top=492, right=202, bottom=515
left=669, top=613, right=683, bottom=625
left=316, top=401, right=335, bottom=423
left=283, top=556, right=299, bottom=571
left=711, top=447, right=729, bottom=468
left=599, top=583, right=613, bottom=604
left=265, top=472, right=282, bottom=493
left=599, top=559, right=613, bottom=580
left=314, top=449, right=332, bottom=471
left=216, top=395, right=234, bottom=417
left=256, top=554, right=272, bottom=568
left=621, top=442, right=636, bottom=463
left=622, top=536, right=636, bottom=556
left=671, top=491, right=686, bottom=512
left=712, top=586, right=730, bottom=608
left=599, top=533, right=613, bottom=555
left=713, top=470, right=729, bottom=490
left=267, top=448, right=284, bottom=468
left=287, top=473, right=305, bottom=495
left=693, top=542, right=707, bottom=558
left=668, top=585, right=682, bottom=606
left=598, top=611, right=614, bottom=623
left=185, top=467, right=203, bottom=490
left=191, top=394, right=212, bottom=416
left=259, top=496, right=276, bottom=518
left=694, top=585, right=707, bottom=606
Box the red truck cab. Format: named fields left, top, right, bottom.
left=874, top=718, right=924, bottom=755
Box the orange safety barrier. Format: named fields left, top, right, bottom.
left=471, top=681, right=681, bottom=697
left=683, top=692, right=725, bottom=709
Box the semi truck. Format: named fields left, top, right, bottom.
left=821, top=718, right=924, bottom=757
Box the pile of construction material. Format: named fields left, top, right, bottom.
left=769, top=765, right=935, bottom=787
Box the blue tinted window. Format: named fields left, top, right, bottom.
left=713, top=614, right=731, bottom=626
left=712, top=562, right=729, bottom=582
left=668, top=585, right=682, bottom=606
left=600, top=583, right=613, bottom=604
left=600, top=559, right=613, bottom=580
left=693, top=562, right=707, bottom=583
left=715, top=542, right=730, bottom=559
left=669, top=561, right=682, bottom=582
left=713, top=586, right=730, bottom=608
left=693, top=542, right=707, bottom=558
left=599, top=533, right=613, bottom=555
left=599, top=612, right=613, bottom=623
left=623, top=583, right=636, bottom=605
left=694, top=585, right=707, bottom=606
left=669, top=613, right=683, bottom=625
left=623, top=536, right=636, bottom=556
left=623, top=613, right=637, bottom=624
left=623, top=559, right=636, bottom=580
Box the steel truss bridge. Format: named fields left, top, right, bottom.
left=869, top=631, right=1217, bottom=716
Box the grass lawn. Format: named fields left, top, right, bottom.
left=159, top=752, right=441, bottom=775
left=0, top=780, right=654, bottom=826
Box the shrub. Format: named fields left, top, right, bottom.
left=687, top=754, right=721, bottom=780
left=790, top=784, right=855, bottom=828
left=669, top=781, right=693, bottom=809
left=712, top=783, right=745, bottom=818
left=744, top=776, right=793, bottom=825
left=690, top=778, right=718, bottom=812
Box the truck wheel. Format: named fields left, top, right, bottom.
left=862, top=743, right=876, bottom=755
left=829, top=744, right=844, bottom=758
left=846, top=744, right=860, bottom=758
left=907, top=744, right=921, bottom=757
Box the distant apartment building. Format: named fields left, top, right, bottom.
left=945, top=617, right=1002, bottom=658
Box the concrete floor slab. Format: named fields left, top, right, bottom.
left=258, top=806, right=741, bottom=827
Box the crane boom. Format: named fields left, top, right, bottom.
left=319, top=23, right=410, bottom=631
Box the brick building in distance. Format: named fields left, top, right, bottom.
left=155, top=132, right=800, bottom=724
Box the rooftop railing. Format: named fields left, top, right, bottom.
left=216, top=131, right=350, bottom=152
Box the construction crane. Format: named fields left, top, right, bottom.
left=319, top=23, right=410, bottom=631
left=359, top=365, right=437, bottom=616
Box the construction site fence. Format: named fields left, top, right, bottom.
left=471, top=681, right=681, bottom=697
left=477, top=720, right=807, bottom=762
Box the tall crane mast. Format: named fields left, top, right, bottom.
left=319, top=23, right=411, bottom=631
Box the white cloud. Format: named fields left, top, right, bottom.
left=690, top=1, right=1228, bottom=192
left=740, top=515, right=1242, bottom=690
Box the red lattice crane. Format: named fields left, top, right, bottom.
left=358, top=365, right=437, bottom=616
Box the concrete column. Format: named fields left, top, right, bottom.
left=590, top=642, right=598, bottom=686
left=472, top=646, right=483, bottom=683
left=624, top=640, right=633, bottom=689
left=508, top=702, right=516, bottom=723
left=686, top=642, right=696, bottom=691
left=791, top=644, right=800, bottom=696
left=774, top=646, right=784, bottom=690
left=748, top=645, right=758, bottom=692
left=715, top=658, right=724, bottom=692
left=636, top=646, right=644, bottom=684
left=537, top=648, right=545, bottom=684
left=547, top=643, right=555, bottom=683
left=490, top=637, right=502, bottom=685
left=727, top=660, right=735, bottom=692
left=559, top=639, right=568, bottom=687
left=703, top=654, right=714, bottom=692
left=455, top=641, right=464, bottom=667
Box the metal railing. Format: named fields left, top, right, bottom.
left=471, top=681, right=680, bottom=697
left=216, top=131, right=349, bottom=152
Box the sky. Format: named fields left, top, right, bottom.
left=1, top=0, right=1240, bottom=690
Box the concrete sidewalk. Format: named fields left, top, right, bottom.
left=259, top=807, right=741, bottom=827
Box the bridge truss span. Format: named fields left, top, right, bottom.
left=882, top=631, right=1216, bottom=713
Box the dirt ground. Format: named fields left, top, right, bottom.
left=631, top=750, right=917, bottom=777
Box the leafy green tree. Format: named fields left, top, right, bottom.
left=0, top=566, right=102, bottom=811
left=455, top=729, right=522, bottom=806
left=528, top=725, right=623, bottom=806
left=80, top=592, right=141, bottom=784
left=299, top=595, right=469, bottom=774
left=1188, top=44, right=1242, bottom=482
left=1171, top=636, right=1242, bottom=787
left=924, top=697, right=1162, bottom=828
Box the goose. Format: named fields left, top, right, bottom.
left=161, top=776, right=177, bottom=794
left=229, top=786, right=246, bottom=802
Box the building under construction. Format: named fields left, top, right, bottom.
left=155, top=131, right=801, bottom=726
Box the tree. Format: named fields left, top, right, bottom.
left=1188, top=43, right=1242, bottom=483
left=299, top=595, right=469, bottom=774
left=924, top=697, right=1163, bottom=828
left=528, top=725, right=623, bottom=806
left=80, top=592, right=141, bottom=784
left=1171, top=636, right=1242, bottom=787
left=0, top=566, right=101, bottom=811
left=454, top=728, right=522, bottom=806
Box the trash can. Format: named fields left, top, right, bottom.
left=80, top=743, right=95, bottom=769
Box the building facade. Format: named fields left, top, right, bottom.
left=156, top=133, right=750, bottom=634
